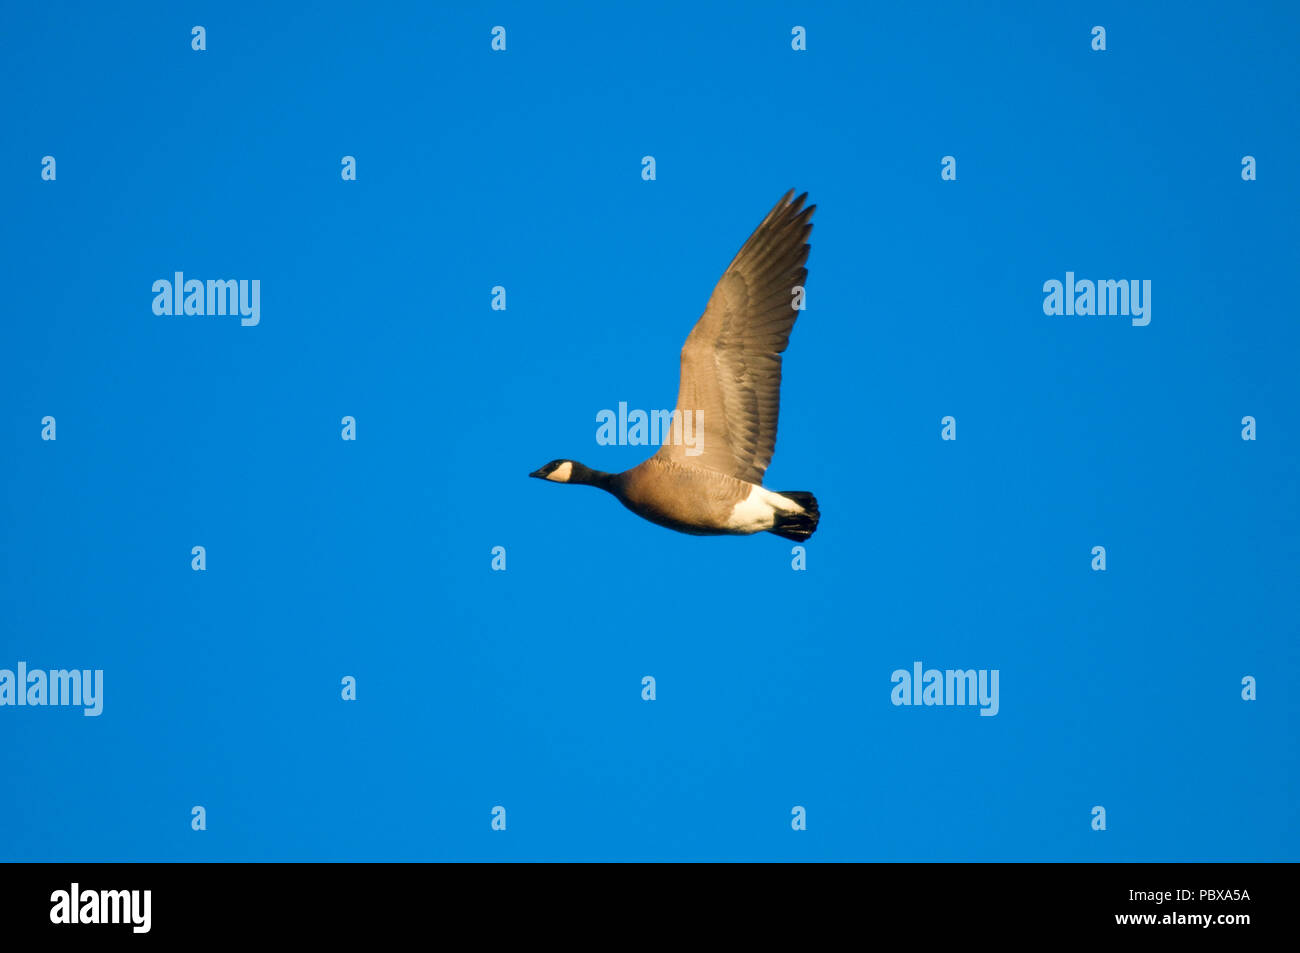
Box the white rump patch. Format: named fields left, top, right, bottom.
left=725, top=486, right=804, bottom=533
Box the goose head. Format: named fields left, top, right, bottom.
left=529, top=459, right=576, bottom=483
left=529, top=459, right=609, bottom=487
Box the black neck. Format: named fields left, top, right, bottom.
left=570, top=462, right=616, bottom=491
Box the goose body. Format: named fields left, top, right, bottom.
left=530, top=190, right=821, bottom=542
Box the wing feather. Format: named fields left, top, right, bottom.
left=657, top=191, right=814, bottom=484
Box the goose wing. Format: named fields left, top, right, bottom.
left=657, top=189, right=814, bottom=484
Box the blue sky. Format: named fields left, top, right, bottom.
left=1, top=1, right=1296, bottom=860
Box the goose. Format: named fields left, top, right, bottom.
left=530, top=190, right=820, bottom=541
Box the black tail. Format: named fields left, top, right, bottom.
left=767, top=491, right=820, bottom=541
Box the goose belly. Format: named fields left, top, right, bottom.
left=616, top=460, right=799, bottom=536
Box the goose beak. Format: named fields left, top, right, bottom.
left=528, top=468, right=546, bottom=479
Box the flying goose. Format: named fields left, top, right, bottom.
left=530, top=190, right=820, bottom=541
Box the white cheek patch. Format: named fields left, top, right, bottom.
left=547, top=461, right=574, bottom=482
